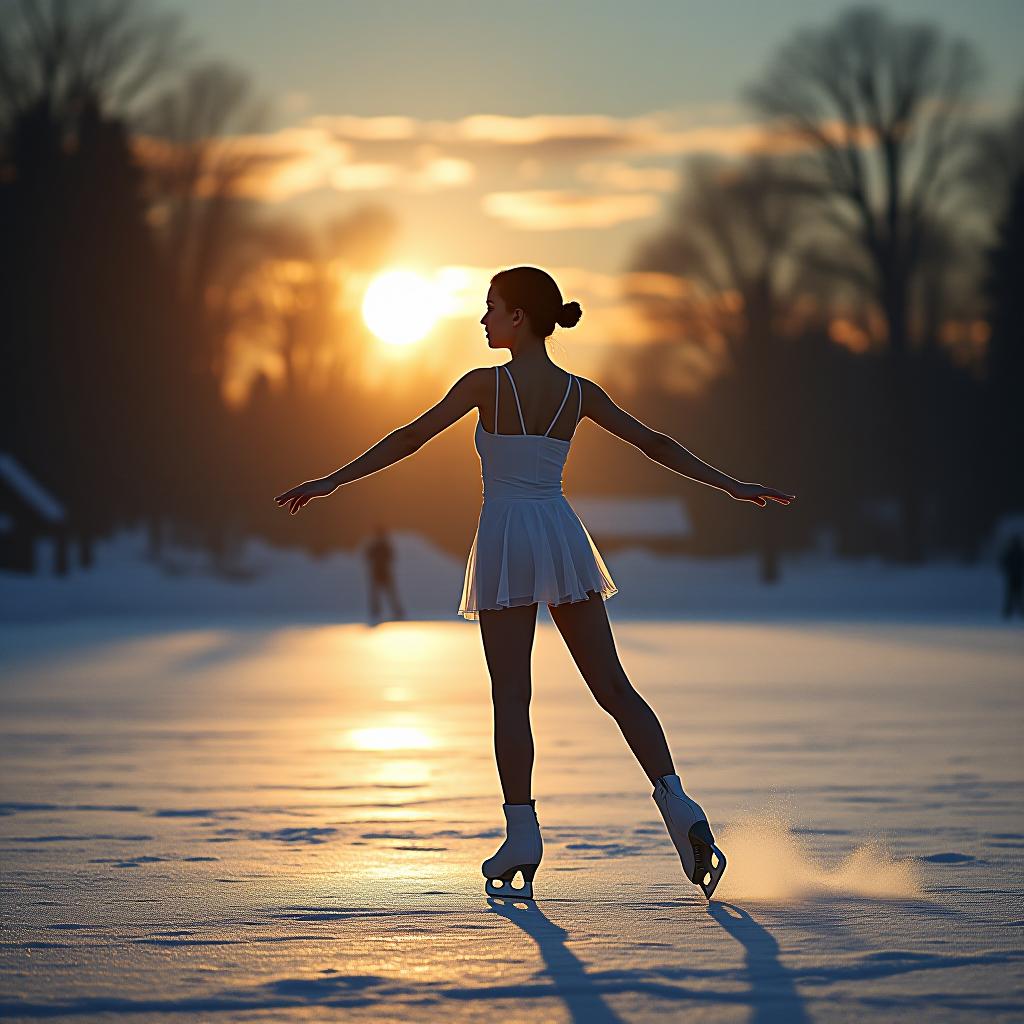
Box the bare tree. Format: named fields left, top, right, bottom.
left=631, top=153, right=810, bottom=582
left=0, top=0, right=194, bottom=570
left=0, top=0, right=191, bottom=133
left=632, top=155, right=811, bottom=371
left=140, top=62, right=270, bottom=378
left=744, top=4, right=984, bottom=562
left=969, top=82, right=1024, bottom=222
left=979, top=100, right=1024, bottom=535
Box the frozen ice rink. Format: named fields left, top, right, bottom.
left=1, top=616, right=1022, bottom=1021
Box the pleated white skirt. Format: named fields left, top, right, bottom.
left=458, top=496, right=618, bottom=620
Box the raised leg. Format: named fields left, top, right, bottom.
left=547, top=591, right=674, bottom=785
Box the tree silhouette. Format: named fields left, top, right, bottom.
left=969, top=82, right=1024, bottom=221
left=133, top=62, right=274, bottom=569
left=140, top=62, right=270, bottom=379
left=745, top=4, right=983, bottom=562
left=984, top=166, right=1024, bottom=522
left=630, top=154, right=811, bottom=582
left=0, top=0, right=189, bottom=568
left=0, top=0, right=190, bottom=133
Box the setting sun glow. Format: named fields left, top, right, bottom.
left=362, top=269, right=442, bottom=346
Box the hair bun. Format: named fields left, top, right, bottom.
left=556, top=300, right=582, bottom=329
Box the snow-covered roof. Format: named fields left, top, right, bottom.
left=0, top=453, right=66, bottom=524
left=571, top=495, right=691, bottom=538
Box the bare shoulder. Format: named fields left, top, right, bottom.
left=570, top=374, right=667, bottom=453
left=571, top=374, right=611, bottom=421
left=447, top=367, right=492, bottom=400
left=402, top=367, right=493, bottom=446
left=464, top=366, right=495, bottom=401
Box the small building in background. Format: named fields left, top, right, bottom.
left=570, top=495, right=692, bottom=554
left=0, top=453, right=69, bottom=575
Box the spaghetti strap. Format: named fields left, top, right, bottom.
left=460, top=368, right=617, bottom=619
left=501, top=365, right=527, bottom=435
left=543, top=374, right=574, bottom=437
left=574, top=375, right=582, bottom=427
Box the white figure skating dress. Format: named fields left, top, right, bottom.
left=459, top=365, right=618, bottom=620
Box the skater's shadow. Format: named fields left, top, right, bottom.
left=486, top=897, right=625, bottom=1024
left=708, top=902, right=809, bottom=1023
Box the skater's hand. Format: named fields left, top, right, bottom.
left=274, top=478, right=336, bottom=515
left=728, top=482, right=795, bottom=508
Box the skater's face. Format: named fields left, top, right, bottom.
left=481, top=287, right=524, bottom=350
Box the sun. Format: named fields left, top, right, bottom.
left=362, top=269, right=443, bottom=347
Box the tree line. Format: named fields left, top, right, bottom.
left=607, top=6, right=1023, bottom=580
left=1, top=2, right=1020, bottom=582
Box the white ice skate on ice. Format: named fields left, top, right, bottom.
left=482, top=800, right=543, bottom=900
left=653, top=774, right=727, bottom=900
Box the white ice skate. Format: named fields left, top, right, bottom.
left=652, top=774, right=727, bottom=900
left=482, top=800, right=543, bottom=900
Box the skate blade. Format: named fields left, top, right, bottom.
left=696, top=846, right=726, bottom=900
left=483, top=863, right=538, bottom=900
left=689, top=821, right=726, bottom=900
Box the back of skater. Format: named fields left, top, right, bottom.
left=275, top=265, right=795, bottom=902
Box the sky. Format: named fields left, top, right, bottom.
left=151, top=0, right=1024, bottom=388
left=162, top=0, right=1024, bottom=122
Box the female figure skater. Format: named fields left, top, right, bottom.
left=274, top=266, right=794, bottom=901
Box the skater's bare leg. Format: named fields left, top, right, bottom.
left=548, top=591, right=674, bottom=785
left=479, top=602, right=539, bottom=805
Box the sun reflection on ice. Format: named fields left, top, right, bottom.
left=344, top=725, right=436, bottom=751
left=366, top=758, right=432, bottom=787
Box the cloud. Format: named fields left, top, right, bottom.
left=455, top=113, right=649, bottom=151
left=132, top=127, right=475, bottom=201
left=407, top=153, right=475, bottom=191
left=132, top=127, right=352, bottom=202
left=482, top=190, right=662, bottom=230
left=576, top=160, right=679, bottom=191
left=329, top=154, right=475, bottom=193
left=312, top=109, right=792, bottom=163
left=132, top=106, right=813, bottom=206
left=309, top=115, right=420, bottom=140
left=330, top=162, right=402, bottom=191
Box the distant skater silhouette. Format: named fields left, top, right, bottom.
left=274, top=265, right=795, bottom=902
left=999, top=535, right=1023, bottom=619
left=364, top=525, right=405, bottom=624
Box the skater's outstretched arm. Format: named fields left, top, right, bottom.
left=274, top=369, right=486, bottom=515
left=581, top=379, right=795, bottom=508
